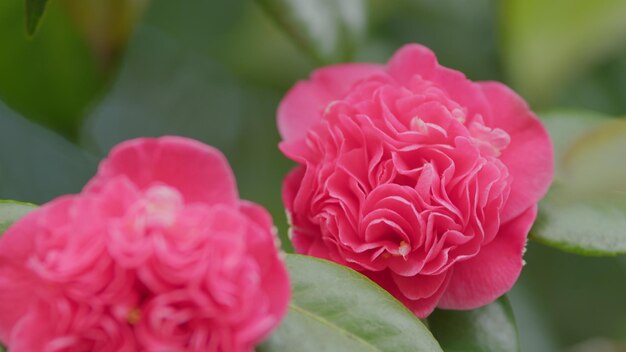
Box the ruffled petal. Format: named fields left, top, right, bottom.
left=368, top=270, right=451, bottom=318
left=278, top=64, right=384, bottom=142
left=86, top=136, right=238, bottom=206
left=0, top=260, right=37, bottom=343
left=391, top=272, right=448, bottom=301
left=0, top=206, right=41, bottom=263
left=387, top=44, right=489, bottom=118
left=478, top=82, right=554, bottom=222
left=437, top=206, right=536, bottom=309
left=240, top=203, right=290, bottom=340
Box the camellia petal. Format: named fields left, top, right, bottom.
left=437, top=206, right=537, bottom=309
left=278, top=64, right=384, bottom=143
left=85, top=136, right=239, bottom=206
left=387, top=44, right=490, bottom=119
left=478, top=82, right=554, bottom=222
left=279, top=43, right=553, bottom=318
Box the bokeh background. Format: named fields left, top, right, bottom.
left=1, top=0, right=626, bottom=350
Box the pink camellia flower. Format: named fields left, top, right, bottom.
left=279, top=44, right=553, bottom=318
left=0, top=137, right=290, bottom=351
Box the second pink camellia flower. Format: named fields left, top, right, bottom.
left=279, top=44, right=554, bottom=318
left=0, top=137, right=290, bottom=351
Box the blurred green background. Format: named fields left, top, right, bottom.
left=1, top=0, right=626, bottom=350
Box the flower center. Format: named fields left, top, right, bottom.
left=135, top=185, right=184, bottom=229
left=398, top=241, right=410, bottom=257
left=127, top=308, right=141, bottom=325
left=380, top=241, right=411, bottom=260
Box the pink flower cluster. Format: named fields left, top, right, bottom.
left=279, top=44, right=553, bottom=317
left=0, top=137, right=290, bottom=351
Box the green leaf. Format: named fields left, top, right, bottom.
left=532, top=111, right=626, bottom=255
left=0, top=0, right=102, bottom=140
left=259, top=254, right=442, bottom=352
left=507, top=284, right=559, bottom=352
left=0, top=101, right=97, bottom=204
left=0, top=200, right=37, bottom=235
left=428, top=296, right=520, bottom=352
left=500, top=0, right=626, bottom=107
left=81, top=27, right=243, bottom=156
left=59, top=0, right=148, bottom=70
left=514, top=242, right=626, bottom=347
left=25, top=0, right=49, bottom=35
left=541, top=110, right=609, bottom=166
left=255, top=0, right=366, bottom=64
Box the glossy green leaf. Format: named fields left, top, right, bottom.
left=508, top=284, right=559, bottom=352
left=0, top=0, right=101, bottom=139
left=81, top=27, right=243, bottom=155
left=532, top=111, right=626, bottom=255
left=0, top=102, right=97, bottom=204
left=25, top=0, right=49, bottom=34
left=82, top=0, right=246, bottom=153
left=259, top=254, right=442, bottom=352
left=0, top=200, right=37, bottom=235
left=60, top=0, right=149, bottom=70
left=428, top=296, right=520, bottom=352
left=541, top=110, right=609, bottom=166
left=256, top=0, right=366, bottom=64
left=501, top=0, right=626, bottom=107
left=514, top=242, right=626, bottom=347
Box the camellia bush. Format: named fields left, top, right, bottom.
left=1, top=0, right=626, bottom=351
